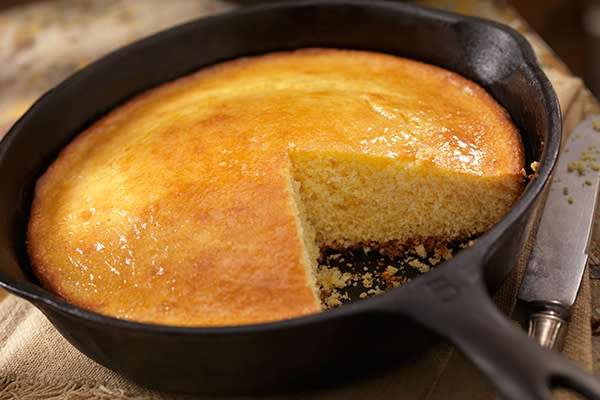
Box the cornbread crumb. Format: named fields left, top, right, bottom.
left=391, top=280, right=405, bottom=289
left=581, top=149, right=597, bottom=161
left=436, top=244, right=454, bottom=261
left=429, top=255, right=442, bottom=265
left=414, top=244, right=427, bottom=258
left=520, top=168, right=527, bottom=177
left=408, top=259, right=430, bottom=273
left=317, top=266, right=351, bottom=290
left=367, top=287, right=384, bottom=296
left=562, top=134, right=600, bottom=208
left=362, top=273, right=374, bottom=288
left=521, top=162, right=541, bottom=179
left=592, top=118, right=600, bottom=131
left=568, top=161, right=586, bottom=175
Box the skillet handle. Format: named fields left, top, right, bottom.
left=376, top=267, right=600, bottom=400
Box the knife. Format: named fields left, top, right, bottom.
left=518, top=115, right=600, bottom=351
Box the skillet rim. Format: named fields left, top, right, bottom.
left=0, top=0, right=561, bottom=336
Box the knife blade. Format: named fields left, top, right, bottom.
left=518, top=115, right=600, bottom=351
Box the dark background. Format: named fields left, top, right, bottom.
left=0, top=0, right=599, bottom=97
left=505, top=0, right=600, bottom=98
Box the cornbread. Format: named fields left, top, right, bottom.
left=27, top=49, right=525, bottom=326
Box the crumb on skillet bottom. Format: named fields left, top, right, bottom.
left=315, top=238, right=473, bottom=309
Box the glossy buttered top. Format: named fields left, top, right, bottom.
left=27, top=49, right=523, bottom=326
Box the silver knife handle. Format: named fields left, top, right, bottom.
left=527, top=305, right=569, bottom=351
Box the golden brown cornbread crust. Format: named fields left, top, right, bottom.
left=27, top=48, right=524, bottom=326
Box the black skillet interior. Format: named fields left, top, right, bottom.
left=0, top=0, right=575, bottom=397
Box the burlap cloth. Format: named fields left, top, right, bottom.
left=0, top=1, right=594, bottom=398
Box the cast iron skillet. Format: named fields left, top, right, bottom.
left=1, top=1, right=599, bottom=398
